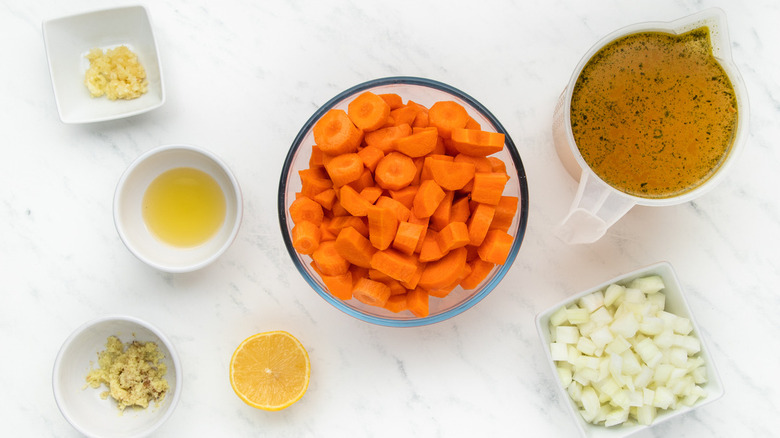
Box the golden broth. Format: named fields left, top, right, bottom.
left=142, top=167, right=226, bottom=247
left=570, top=27, right=738, bottom=198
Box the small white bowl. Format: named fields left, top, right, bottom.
left=53, top=315, right=182, bottom=438
left=535, top=261, right=723, bottom=438
left=42, top=5, right=164, bottom=123
left=114, top=145, right=243, bottom=273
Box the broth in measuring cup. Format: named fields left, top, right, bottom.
left=570, top=27, right=738, bottom=199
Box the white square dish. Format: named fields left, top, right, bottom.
left=535, top=261, right=724, bottom=438
left=42, top=5, right=164, bottom=123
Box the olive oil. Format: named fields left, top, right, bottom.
left=142, top=167, right=226, bottom=247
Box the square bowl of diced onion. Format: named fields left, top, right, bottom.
left=535, top=261, right=723, bottom=438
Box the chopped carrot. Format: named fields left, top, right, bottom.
left=319, top=219, right=337, bottom=242
left=309, top=145, right=324, bottom=168
left=392, top=221, right=425, bottom=255
left=450, top=196, right=471, bottom=223
left=418, top=247, right=467, bottom=291
left=389, top=186, right=418, bottom=209
left=490, top=196, right=518, bottom=232
left=375, top=196, right=411, bottom=223
left=313, top=109, right=363, bottom=155
left=430, top=190, right=454, bottom=231
left=299, top=168, right=332, bottom=198
left=325, top=153, right=364, bottom=187
left=429, top=159, right=476, bottom=191
left=428, top=262, right=471, bottom=298
left=357, top=145, right=385, bottom=172
left=487, top=156, right=507, bottom=175
left=384, top=294, right=408, bottom=313
left=471, top=172, right=509, bottom=205
left=412, top=179, right=446, bottom=219
left=289, top=196, right=324, bottom=225
left=382, top=278, right=408, bottom=295
left=352, top=277, right=391, bottom=307
left=467, top=203, right=497, bottom=246
left=465, top=244, right=480, bottom=261
left=427, top=101, right=470, bottom=139
left=454, top=153, right=493, bottom=173
left=436, top=222, right=470, bottom=252
left=367, top=205, right=398, bottom=250
left=334, top=226, right=376, bottom=268
left=465, top=116, right=482, bottom=130
left=420, top=155, right=454, bottom=181
left=359, top=186, right=383, bottom=204
left=347, top=168, right=374, bottom=193
left=400, top=262, right=425, bottom=290
left=350, top=265, right=369, bottom=286
left=368, top=268, right=393, bottom=282
left=374, top=152, right=416, bottom=191
left=406, top=288, right=429, bottom=317
left=419, top=230, right=446, bottom=263
left=312, top=188, right=337, bottom=210
left=378, top=93, right=404, bottom=110
left=393, top=128, right=438, bottom=157
left=312, top=240, right=350, bottom=276
left=348, top=91, right=391, bottom=131
left=321, top=270, right=353, bottom=300
left=407, top=101, right=429, bottom=128
left=291, top=220, right=321, bottom=255
left=477, top=229, right=514, bottom=264
left=389, top=106, right=418, bottom=127
left=328, top=216, right=368, bottom=237
left=364, top=124, right=412, bottom=153
left=339, top=185, right=372, bottom=217
left=450, top=128, right=505, bottom=156
left=460, top=259, right=494, bottom=290
left=370, top=249, right=418, bottom=284
left=409, top=213, right=430, bottom=254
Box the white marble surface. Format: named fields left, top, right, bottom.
left=2, top=0, right=779, bottom=436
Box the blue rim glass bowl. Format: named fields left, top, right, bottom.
left=278, top=77, right=529, bottom=327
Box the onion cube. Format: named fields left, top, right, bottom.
left=629, top=275, right=665, bottom=294
left=556, top=326, right=580, bottom=344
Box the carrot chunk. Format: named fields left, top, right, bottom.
left=378, top=93, right=404, bottom=110
left=325, top=153, right=364, bottom=187
left=291, top=220, right=321, bottom=255
left=471, top=172, right=509, bottom=205
left=429, top=159, right=476, bottom=191
left=370, top=249, right=418, bottom=284
left=348, top=91, right=391, bottom=131
left=312, top=240, right=350, bottom=276
left=367, top=205, right=399, bottom=250
left=412, top=180, right=446, bottom=219
left=393, top=128, right=439, bottom=157
left=427, top=101, right=470, bottom=139
left=339, top=185, right=372, bottom=217
left=289, top=196, right=324, bottom=225
left=460, top=259, right=494, bottom=290
left=490, top=196, right=519, bottom=232
left=384, top=294, right=408, bottom=313
left=406, top=288, right=429, bottom=317
left=359, top=186, right=383, bottom=204
left=375, top=196, right=411, bottom=223
left=375, top=152, right=417, bottom=191
left=364, top=124, right=412, bottom=153
left=321, top=270, right=353, bottom=300
left=477, top=229, right=514, bottom=265
left=436, top=222, right=470, bottom=252
left=392, top=221, right=425, bottom=256
left=467, top=203, right=496, bottom=246
left=313, top=109, right=363, bottom=155
left=450, top=128, right=505, bottom=156
left=389, top=186, right=418, bottom=209
left=357, top=145, right=385, bottom=172
left=335, top=226, right=376, bottom=268
left=418, top=247, right=467, bottom=291
left=352, top=278, right=391, bottom=307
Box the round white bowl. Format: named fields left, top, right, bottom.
left=114, top=144, right=242, bottom=273
left=52, top=315, right=182, bottom=438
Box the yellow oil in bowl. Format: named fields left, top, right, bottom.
left=142, top=167, right=226, bottom=247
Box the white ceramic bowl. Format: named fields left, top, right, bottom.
left=535, top=261, right=723, bottom=438
left=42, top=5, right=164, bottom=123
left=53, top=315, right=182, bottom=438
left=114, top=144, right=243, bottom=273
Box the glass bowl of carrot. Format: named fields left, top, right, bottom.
left=278, top=77, right=529, bottom=327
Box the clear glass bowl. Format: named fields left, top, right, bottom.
left=278, top=77, right=529, bottom=327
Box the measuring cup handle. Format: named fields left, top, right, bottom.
left=555, top=172, right=636, bottom=244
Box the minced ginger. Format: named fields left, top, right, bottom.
left=84, top=46, right=148, bottom=100
left=85, top=336, right=169, bottom=411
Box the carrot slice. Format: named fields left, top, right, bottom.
left=393, top=128, right=439, bottom=157
left=389, top=186, right=418, bottom=209
left=357, top=145, right=385, bottom=172
left=412, top=179, right=446, bottom=219
left=327, top=216, right=368, bottom=237
left=389, top=106, right=419, bottom=127
left=352, top=278, right=391, bottom=307
left=309, top=145, right=324, bottom=168
left=406, top=288, right=429, bottom=317
left=454, top=154, right=491, bottom=190
left=291, top=220, right=321, bottom=255
left=430, top=190, right=454, bottom=231
left=428, top=262, right=471, bottom=298
left=319, top=219, right=337, bottom=242
left=324, top=153, right=364, bottom=187
left=450, top=129, right=505, bottom=156
left=392, top=221, right=425, bottom=256
left=427, top=101, right=470, bottom=139
left=477, top=229, right=514, bottom=265
left=312, top=240, right=350, bottom=276
left=289, top=196, right=324, bottom=225
left=335, top=226, right=376, bottom=268
left=374, top=152, right=416, bottom=191
left=460, top=259, right=494, bottom=290
left=339, top=185, right=372, bottom=217
left=321, top=270, right=353, bottom=300
left=400, top=261, right=425, bottom=290
left=407, top=101, right=429, bottom=128
left=428, top=159, right=476, bottom=191
left=471, top=172, right=509, bottom=205
left=346, top=168, right=374, bottom=193
left=313, top=109, right=363, bottom=155
left=348, top=91, right=391, bottom=131
left=367, top=205, right=399, bottom=250
left=384, top=294, right=408, bottom=313
left=467, top=203, right=496, bottom=246
left=418, top=246, right=467, bottom=291
left=378, top=93, right=404, bottom=110
left=465, top=117, right=482, bottom=130
left=375, top=196, right=411, bottom=223
left=450, top=196, right=471, bottom=224
left=487, top=156, right=507, bottom=175
left=359, top=186, right=383, bottom=204
left=418, top=230, right=446, bottom=262
left=312, top=188, right=337, bottom=210
left=490, top=196, right=518, bottom=232
left=299, top=168, right=332, bottom=198
left=436, top=222, right=469, bottom=252
left=364, top=124, right=412, bottom=153
left=370, top=249, right=418, bottom=284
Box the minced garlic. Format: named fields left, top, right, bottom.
left=84, top=46, right=148, bottom=100
left=85, top=336, right=169, bottom=411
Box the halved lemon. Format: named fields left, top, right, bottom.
left=229, top=331, right=311, bottom=411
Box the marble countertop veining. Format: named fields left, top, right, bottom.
left=2, top=0, right=779, bottom=436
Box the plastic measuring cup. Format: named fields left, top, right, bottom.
left=552, top=8, right=749, bottom=244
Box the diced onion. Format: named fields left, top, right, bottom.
left=548, top=275, right=708, bottom=428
